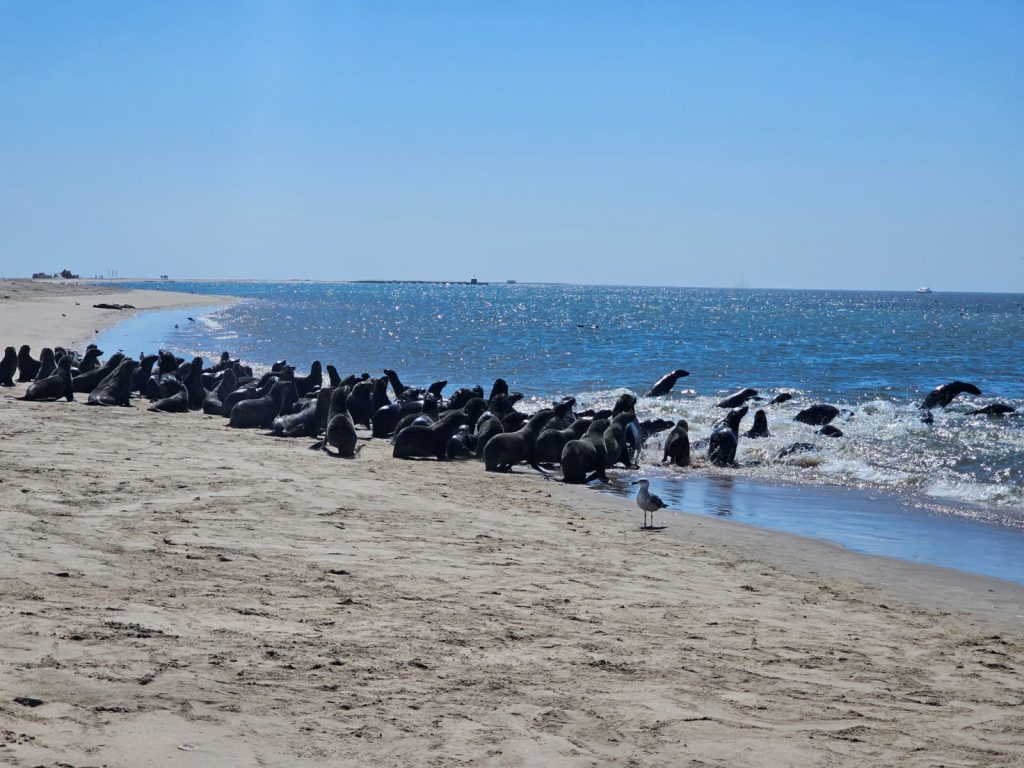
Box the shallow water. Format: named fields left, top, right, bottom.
left=96, top=281, right=1024, bottom=583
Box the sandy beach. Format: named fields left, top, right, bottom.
left=0, top=279, right=233, bottom=351
left=1, top=282, right=1023, bottom=767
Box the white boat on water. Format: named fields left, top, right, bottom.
left=917, top=287, right=932, bottom=293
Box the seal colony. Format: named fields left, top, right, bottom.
left=6, top=343, right=1016, bottom=485
left=3, top=331, right=1024, bottom=767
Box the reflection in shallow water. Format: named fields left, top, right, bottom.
left=601, top=472, right=1024, bottom=585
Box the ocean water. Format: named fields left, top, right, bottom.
left=97, top=281, right=1024, bottom=581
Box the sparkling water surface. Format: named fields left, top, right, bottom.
left=97, top=281, right=1024, bottom=582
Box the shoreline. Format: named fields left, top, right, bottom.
left=75, top=281, right=1024, bottom=585
left=2, top=282, right=1023, bottom=765
left=0, top=278, right=238, bottom=350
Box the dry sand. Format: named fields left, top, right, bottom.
left=1, top=282, right=1022, bottom=767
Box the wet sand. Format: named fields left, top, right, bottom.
left=1, top=281, right=1022, bottom=767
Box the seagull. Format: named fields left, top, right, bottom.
left=632, top=479, right=667, bottom=529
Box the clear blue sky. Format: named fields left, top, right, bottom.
left=2, top=1, right=1021, bottom=290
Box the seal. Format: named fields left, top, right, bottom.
left=221, top=377, right=276, bottom=417
left=778, top=442, right=816, bottom=459
left=744, top=409, right=770, bottom=438
left=313, top=386, right=359, bottom=457
left=794, top=404, right=839, bottom=426
left=346, top=379, right=375, bottom=428
left=16, top=345, right=41, bottom=382
left=131, top=354, right=159, bottom=395
left=183, top=357, right=207, bottom=410
left=921, top=381, right=981, bottom=410
left=392, top=395, right=440, bottom=440
left=148, top=382, right=189, bottom=413
left=967, top=403, right=1017, bottom=416
left=293, top=361, right=323, bottom=399
left=708, top=406, right=748, bottom=466
left=661, top=419, right=690, bottom=467
left=716, top=388, right=759, bottom=409
left=602, top=412, right=638, bottom=468
left=87, top=359, right=139, bottom=406
left=473, top=396, right=515, bottom=457
left=817, top=425, right=843, bottom=437
left=446, top=424, right=477, bottom=459
left=487, top=378, right=509, bottom=403
left=0, top=346, right=17, bottom=386
left=383, top=368, right=409, bottom=399
left=768, top=393, right=792, bottom=405
left=535, top=417, right=592, bottom=463
left=370, top=377, right=391, bottom=413
left=76, top=346, right=103, bottom=375
left=229, top=381, right=285, bottom=428
left=276, top=379, right=299, bottom=417
left=73, top=353, right=126, bottom=394
left=443, top=385, right=483, bottom=411
left=560, top=418, right=610, bottom=483
left=203, top=368, right=237, bottom=415
left=33, top=348, right=56, bottom=382
left=484, top=408, right=555, bottom=472
left=393, top=410, right=466, bottom=460
left=274, top=386, right=333, bottom=437
left=22, top=355, right=74, bottom=402
left=645, top=369, right=690, bottom=397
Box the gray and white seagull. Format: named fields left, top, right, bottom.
left=632, top=479, right=667, bottom=529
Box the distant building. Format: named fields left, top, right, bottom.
left=32, top=272, right=53, bottom=279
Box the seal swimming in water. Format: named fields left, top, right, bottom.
left=794, top=404, right=840, bottom=426
left=0, top=346, right=17, bottom=386
left=744, top=409, right=770, bottom=438
left=817, top=424, right=843, bottom=437
left=967, top=403, right=1016, bottom=416
left=16, top=345, right=41, bottom=382
left=708, top=406, right=748, bottom=466
left=393, top=410, right=466, bottom=461
left=560, top=418, right=610, bottom=484
left=778, top=442, right=817, bottom=459
left=645, top=369, right=690, bottom=397
left=716, top=388, right=759, bottom=409
left=661, top=419, right=690, bottom=467
left=86, top=359, right=138, bottom=406
left=22, top=355, right=74, bottom=402
left=921, top=381, right=981, bottom=410
left=768, top=393, right=792, bottom=405
left=483, top=409, right=554, bottom=472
